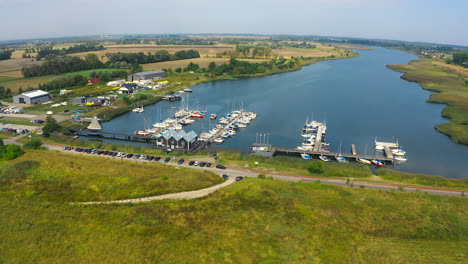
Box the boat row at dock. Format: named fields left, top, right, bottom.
left=198, top=110, right=257, bottom=143
left=295, top=120, right=407, bottom=166
left=133, top=105, right=257, bottom=146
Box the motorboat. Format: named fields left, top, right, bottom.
left=301, top=153, right=312, bottom=160
left=179, top=118, right=195, bottom=125
left=394, top=156, right=408, bottom=162
left=183, top=88, right=192, bottom=92
left=391, top=148, right=406, bottom=156
left=221, top=132, right=230, bottom=138
left=132, top=105, right=144, bottom=113
left=371, top=159, right=384, bottom=167
left=213, top=137, right=224, bottom=143
left=190, top=111, right=205, bottom=118
left=375, top=145, right=384, bottom=151
left=210, top=114, right=217, bottom=120
left=134, top=130, right=150, bottom=136
left=357, top=158, right=372, bottom=165
left=319, top=155, right=330, bottom=162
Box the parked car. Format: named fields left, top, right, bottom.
left=188, top=161, right=195, bottom=166
left=235, top=176, right=244, bottom=181
left=199, top=162, right=206, bottom=167
left=194, top=161, right=200, bottom=166
left=206, top=163, right=212, bottom=167
left=147, top=155, right=154, bottom=161
left=222, top=174, right=229, bottom=180
left=164, top=157, right=171, bottom=163
left=154, top=156, right=161, bottom=161
left=178, top=159, right=185, bottom=164
left=216, top=164, right=226, bottom=169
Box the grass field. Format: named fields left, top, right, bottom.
left=388, top=59, right=468, bottom=144
left=0, top=168, right=466, bottom=263
left=0, top=150, right=223, bottom=202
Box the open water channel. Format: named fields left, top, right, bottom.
left=102, top=47, right=468, bottom=178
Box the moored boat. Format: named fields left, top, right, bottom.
left=210, top=113, right=217, bottom=120
left=301, top=153, right=312, bottom=160
left=335, top=156, right=348, bottom=163
left=319, top=155, right=330, bottom=162
left=357, top=158, right=372, bottom=165
left=371, top=159, right=383, bottom=167
left=394, top=156, right=408, bottom=162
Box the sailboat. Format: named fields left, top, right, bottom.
left=335, top=141, right=348, bottom=163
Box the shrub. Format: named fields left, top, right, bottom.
left=161, top=175, right=168, bottom=180
left=23, top=139, right=43, bottom=149
left=2, top=145, right=24, bottom=160
left=308, top=161, right=325, bottom=174
left=258, top=174, right=266, bottom=179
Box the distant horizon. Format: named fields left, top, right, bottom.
left=1, top=33, right=467, bottom=49
left=1, top=0, right=467, bottom=47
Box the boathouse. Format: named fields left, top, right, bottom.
left=13, top=90, right=51, bottom=105
left=156, top=129, right=198, bottom=150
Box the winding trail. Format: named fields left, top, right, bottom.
left=79, top=178, right=236, bottom=205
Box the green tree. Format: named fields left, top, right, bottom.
left=42, top=116, right=60, bottom=137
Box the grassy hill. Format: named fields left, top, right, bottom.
left=0, top=157, right=466, bottom=263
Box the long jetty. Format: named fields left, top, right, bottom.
left=274, top=145, right=394, bottom=163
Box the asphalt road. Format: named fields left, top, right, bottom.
left=45, top=143, right=466, bottom=197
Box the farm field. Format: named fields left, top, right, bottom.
left=0, top=58, right=42, bottom=73
left=72, top=44, right=235, bottom=61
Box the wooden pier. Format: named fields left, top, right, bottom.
left=274, top=144, right=394, bottom=163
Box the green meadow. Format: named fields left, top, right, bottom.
left=0, top=173, right=466, bottom=263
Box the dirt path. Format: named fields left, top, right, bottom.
left=79, top=178, right=236, bottom=205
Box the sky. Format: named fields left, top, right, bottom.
left=1, top=0, right=467, bottom=46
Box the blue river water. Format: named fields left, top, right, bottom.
left=101, top=47, right=468, bottom=178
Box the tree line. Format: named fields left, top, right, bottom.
left=172, top=56, right=312, bottom=77
left=22, top=54, right=105, bottom=77
left=0, top=50, right=13, bottom=61
left=36, top=70, right=127, bottom=92
left=0, top=85, right=12, bottom=99
left=451, top=50, right=468, bottom=67
left=35, top=43, right=105, bottom=60
left=216, top=45, right=273, bottom=59
left=106, top=49, right=200, bottom=66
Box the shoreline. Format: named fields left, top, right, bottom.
left=387, top=58, right=468, bottom=145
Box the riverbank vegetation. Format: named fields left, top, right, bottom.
left=388, top=58, right=468, bottom=144
left=0, top=176, right=466, bottom=263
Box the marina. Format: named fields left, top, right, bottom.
left=92, top=47, right=468, bottom=177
